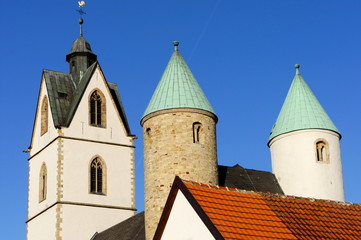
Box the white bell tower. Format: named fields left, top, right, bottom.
left=26, top=18, right=136, bottom=240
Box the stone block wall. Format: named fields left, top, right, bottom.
left=141, top=108, right=218, bottom=240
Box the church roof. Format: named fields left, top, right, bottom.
left=268, top=65, right=339, bottom=143
left=142, top=41, right=215, bottom=118
left=92, top=211, right=145, bottom=240
left=94, top=164, right=283, bottom=239
left=155, top=177, right=361, bottom=239
left=41, top=62, right=132, bottom=135
left=218, top=165, right=283, bottom=194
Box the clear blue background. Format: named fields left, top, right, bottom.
left=1, top=1, right=360, bottom=239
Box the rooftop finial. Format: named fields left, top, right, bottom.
left=79, top=18, right=84, bottom=36
left=76, top=1, right=86, bottom=36
left=173, top=41, right=179, bottom=51
left=295, top=64, right=300, bottom=74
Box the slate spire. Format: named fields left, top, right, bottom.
left=142, top=41, right=215, bottom=118
left=66, top=18, right=97, bottom=84
left=268, top=64, right=339, bottom=143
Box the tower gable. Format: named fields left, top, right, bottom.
left=62, top=64, right=132, bottom=143
left=29, top=77, right=60, bottom=154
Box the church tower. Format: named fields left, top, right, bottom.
left=26, top=18, right=136, bottom=240
left=141, top=42, right=218, bottom=239
left=268, top=64, right=344, bottom=201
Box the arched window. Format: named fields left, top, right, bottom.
left=90, top=157, right=106, bottom=194
left=193, top=122, right=202, bottom=143
left=316, top=140, right=329, bottom=162
left=39, top=163, right=47, bottom=202
left=89, top=90, right=106, bottom=127
left=41, top=96, right=48, bottom=135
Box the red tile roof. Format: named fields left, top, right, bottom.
left=181, top=178, right=361, bottom=240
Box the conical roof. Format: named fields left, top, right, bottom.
left=268, top=65, right=340, bottom=143
left=142, top=42, right=215, bottom=118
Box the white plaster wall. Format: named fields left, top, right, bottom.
left=60, top=204, right=134, bottom=240
left=28, top=142, right=58, bottom=218
left=30, top=78, right=58, bottom=155
left=63, top=67, right=131, bottom=145
left=27, top=206, right=57, bottom=240
left=61, top=138, right=134, bottom=207
left=269, top=129, right=344, bottom=201
left=161, top=191, right=215, bottom=240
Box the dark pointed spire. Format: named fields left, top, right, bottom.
left=66, top=17, right=97, bottom=84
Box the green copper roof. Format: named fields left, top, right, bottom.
left=142, top=41, right=215, bottom=118
left=268, top=64, right=340, bottom=142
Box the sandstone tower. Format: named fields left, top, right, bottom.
left=268, top=64, right=344, bottom=201
left=26, top=19, right=136, bottom=240
left=141, top=42, right=218, bottom=239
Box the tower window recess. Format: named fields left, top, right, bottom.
left=90, top=157, right=106, bottom=194
left=316, top=140, right=329, bottom=162
left=193, top=122, right=202, bottom=143
left=90, top=90, right=106, bottom=127
left=41, top=96, right=48, bottom=136
left=39, top=163, right=47, bottom=202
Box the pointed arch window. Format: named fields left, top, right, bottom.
left=39, top=163, right=47, bottom=202
left=41, top=96, right=48, bottom=135
left=316, top=140, right=329, bottom=162
left=193, top=122, right=202, bottom=143
left=90, top=90, right=106, bottom=127
left=90, top=157, right=106, bottom=194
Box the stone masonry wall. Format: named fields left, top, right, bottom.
left=142, top=109, right=218, bottom=240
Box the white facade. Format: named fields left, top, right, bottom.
left=269, top=129, right=344, bottom=201
left=27, top=65, right=135, bottom=239
left=161, top=191, right=215, bottom=240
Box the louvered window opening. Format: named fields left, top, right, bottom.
left=90, top=158, right=103, bottom=194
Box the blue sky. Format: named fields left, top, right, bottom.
left=1, top=1, right=361, bottom=238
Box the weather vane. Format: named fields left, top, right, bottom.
left=76, top=1, right=86, bottom=16
left=76, top=1, right=86, bottom=36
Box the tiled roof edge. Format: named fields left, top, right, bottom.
left=181, top=178, right=359, bottom=207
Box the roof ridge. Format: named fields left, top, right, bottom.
left=181, top=178, right=359, bottom=206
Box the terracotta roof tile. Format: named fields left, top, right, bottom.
left=182, top=179, right=361, bottom=240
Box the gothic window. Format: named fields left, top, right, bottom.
left=193, top=122, right=202, bottom=143
left=90, top=157, right=106, bottom=194
left=90, top=90, right=106, bottom=127
left=316, top=140, right=329, bottom=162
left=39, top=163, right=47, bottom=202
left=41, top=96, right=48, bottom=135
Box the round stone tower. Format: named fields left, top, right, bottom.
left=141, top=42, right=218, bottom=240
left=268, top=64, right=344, bottom=202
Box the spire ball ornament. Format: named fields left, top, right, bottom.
left=295, top=64, right=300, bottom=69
left=173, top=41, right=179, bottom=51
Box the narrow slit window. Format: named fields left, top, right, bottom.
left=90, top=158, right=105, bottom=194
left=39, top=163, right=47, bottom=202
left=193, top=122, right=202, bottom=143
